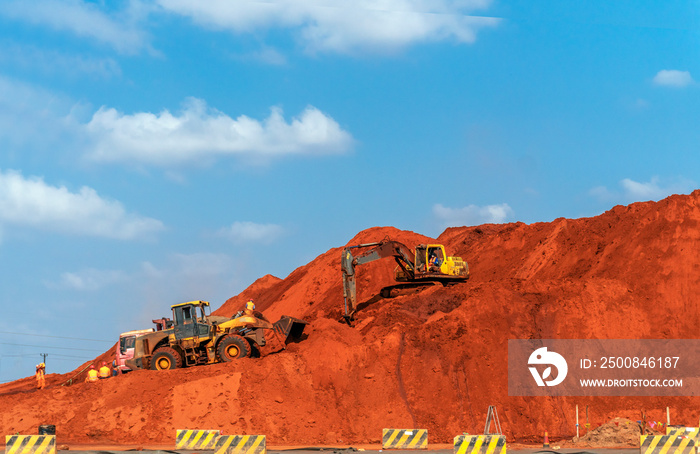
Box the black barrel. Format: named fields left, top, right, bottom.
left=38, top=424, right=55, bottom=435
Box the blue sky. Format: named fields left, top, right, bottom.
left=0, top=0, right=698, bottom=383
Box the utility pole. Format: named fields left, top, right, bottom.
left=40, top=353, right=48, bottom=364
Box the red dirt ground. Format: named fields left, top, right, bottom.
left=1, top=191, right=699, bottom=446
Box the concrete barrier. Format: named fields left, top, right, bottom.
left=641, top=435, right=696, bottom=454
left=666, top=427, right=700, bottom=439
left=214, top=434, right=266, bottom=454
left=5, top=435, right=56, bottom=454
left=175, top=429, right=221, bottom=449
left=454, top=435, right=506, bottom=454
left=382, top=429, right=428, bottom=449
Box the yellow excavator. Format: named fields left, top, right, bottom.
left=125, top=300, right=307, bottom=370
left=341, top=238, right=469, bottom=321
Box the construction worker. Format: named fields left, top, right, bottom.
left=35, top=362, right=46, bottom=390
left=85, top=365, right=99, bottom=383
left=244, top=299, right=255, bottom=316
left=98, top=361, right=110, bottom=379
left=111, top=360, right=120, bottom=377
left=429, top=250, right=442, bottom=271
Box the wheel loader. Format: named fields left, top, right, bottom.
left=125, top=300, right=307, bottom=371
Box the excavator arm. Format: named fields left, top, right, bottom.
left=341, top=238, right=416, bottom=321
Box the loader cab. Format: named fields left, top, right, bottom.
left=171, top=301, right=213, bottom=342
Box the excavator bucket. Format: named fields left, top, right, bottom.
left=273, top=315, right=308, bottom=343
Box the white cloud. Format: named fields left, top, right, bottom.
left=653, top=70, right=694, bottom=88
left=137, top=252, right=239, bottom=312
left=634, top=98, right=650, bottom=110
left=140, top=253, right=235, bottom=283
left=0, top=169, right=164, bottom=240
left=47, top=268, right=128, bottom=291
left=590, top=177, right=696, bottom=204
left=217, top=221, right=285, bottom=245
left=0, top=0, right=151, bottom=55
left=157, top=0, right=499, bottom=54
left=0, top=42, right=122, bottom=79
left=170, top=252, right=235, bottom=276
left=0, top=75, right=80, bottom=151
left=433, top=202, right=513, bottom=228
left=85, top=98, right=353, bottom=167
left=230, top=47, right=288, bottom=66
left=0, top=78, right=351, bottom=169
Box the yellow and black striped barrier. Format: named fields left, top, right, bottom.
left=454, top=435, right=506, bottom=454
left=382, top=429, right=428, bottom=449
left=175, top=429, right=221, bottom=450
left=5, top=435, right=56, bottom=454
left=214, top=435, right=266, bottom=454
left=666, top=427, right=700, bottom=438
left=641, top=435, right=696, bottom=454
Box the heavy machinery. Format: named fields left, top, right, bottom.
left=125, top=300, right=307, bottom=371
left=115, top=328, right=155, bottom=373
left=341, top=238, right=468, bottom=321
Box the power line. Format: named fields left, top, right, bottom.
left=0, top=342, right=107, bottom=352
left=48, top=354, right=96, bottom=360
left=0, top=331, right=113, bottom=343
left=43, top=357, right=91, bottom=362
left=0, top=353, right=94, bottom=359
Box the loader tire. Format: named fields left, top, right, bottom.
left=151, top=347, right=182, bottom=370
left=218, top=335, right=250, bottom=361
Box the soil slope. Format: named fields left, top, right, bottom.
left=1, top=193, right=699, bottom=446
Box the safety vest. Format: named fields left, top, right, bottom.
left=99, top=366, right=110, bottom=378
left=35, top=366, right=46, bottom=389
left=86, top=369, right=99, bottom=382
left=246, top=300, right=255, bottom=311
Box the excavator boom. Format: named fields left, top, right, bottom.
left=341, top=237, right=468, bottom=321
left=342, top=239, right=417, bottom=321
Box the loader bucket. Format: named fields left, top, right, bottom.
left=273, top=315, right=308, bottom=342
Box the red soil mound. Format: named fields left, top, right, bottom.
left=1, top=193, right=699, bottom=446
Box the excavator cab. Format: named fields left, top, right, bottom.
left=416, top=244, right=446, bottom=273
left=418, top=243, right=468, bottom=278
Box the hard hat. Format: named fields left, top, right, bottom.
left=40, top=362, right=45, bottom=367
left=102, top=361, right=107, bottom=366
left=90, top=365, right=95, bottom=369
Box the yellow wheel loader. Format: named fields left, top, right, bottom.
left=125, top=301, right=307, bottom=371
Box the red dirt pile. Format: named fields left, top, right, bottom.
left=1, top=192, right=699, bottom=447
left=562, top=417, right=655, bottom=448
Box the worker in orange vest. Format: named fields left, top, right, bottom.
left=98, top=361, right=110, bottom=380
left=35, top=362, right=46, bottom=390
left=85, top=365, right=99, bottom=383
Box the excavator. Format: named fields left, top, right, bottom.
left=341, top=238, right=468, bottom=321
